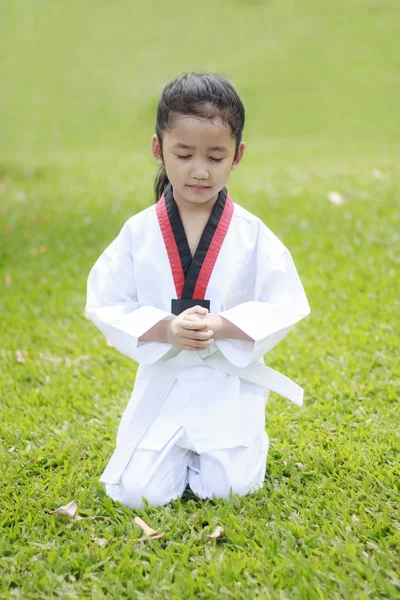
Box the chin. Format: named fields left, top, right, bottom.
left=181, top=185, right=212, bottom=198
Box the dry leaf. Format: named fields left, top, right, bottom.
left=91, top=536, right=108, bottom=548
left=50, top=500, right=83, bottom=521
left=30, top=245, right=47, bottom=257
left=327, top=191, right=347, bottom=206
left=39, top=353, right=63, bottom=363
left=9, top=446, right=21, bottom=453
left=294, top=537, right=304, bottom=550
left=72, top=355, right=91, bottom=365
left=5, top=274, right=12, bottom=287
left=372, top=168, right=386, bottom=179
left=16, top=350, right=26, bottom=363
left=133, top=516, right=157, bottom=536
left=208, top=526, right=224, bottom=540
left=15, top=191, right=26, bottom=203
left=106, top=340, right=114, bottom=348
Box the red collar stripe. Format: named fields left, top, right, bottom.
left=156, top=195, right=185, bottom=298
left=192, top=195, right=234, bottom=299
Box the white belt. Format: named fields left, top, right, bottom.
left=100, top=352, right=304, bottom=485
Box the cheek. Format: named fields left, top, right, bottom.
left=164, top=157, right=186, bottom=173
left=219, top=163, right=234, bottom=179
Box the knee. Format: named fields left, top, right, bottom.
left=199, top=469, right=255, bottom=500
left=198, top=442, right=268, bottom=500
left=212, top=474, right=255, bottom=499
left=105, top=481, right=178, bottom=509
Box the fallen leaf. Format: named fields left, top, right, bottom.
left=39, top=353, right=63, bottom=363
left=372, top=168, right=386, bottom=179
left=208, top=526, right=224, bottom=540
left=50, top=500, right=83, bottom=521
left=9, top=446, right=21, bottom=453
left=15, top=191, right=26, bottom=203
left=16, top=350, right=26, bottom=363
left=5, top=274, right=12, bottom=287
left=327, top=191, right=347, bottom=206
left=31, top=553, right=43, bottom=562
left=91, top=536, right=108, bottom=548
left=294, top=537, right=304, bottom=550
left=72, top=355, right=91, bottom=365
left=106, top=340, right=114, bottom=348
left=30, top=245, right=48, bottom=257
left=133, top=516, right=157, bottom=537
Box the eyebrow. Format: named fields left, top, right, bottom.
left=172, top=143, right=228, bottom=152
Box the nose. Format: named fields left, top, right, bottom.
left=190, top=162, right=209, bottom=181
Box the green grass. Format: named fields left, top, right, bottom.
left=1, top=1, right=400, bottom=598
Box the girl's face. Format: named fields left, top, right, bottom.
left=152, top=114, right=245, bottom=210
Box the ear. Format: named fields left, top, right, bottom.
left=152, top=134, right=164, bottom=165
left=231, top=141, right=246, bottom=171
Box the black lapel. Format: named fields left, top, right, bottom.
left=164, top=183, right=192, bottom=277
left=182, top=187, right=227, bottom=299
left=163, top=182, right=227, bottom=299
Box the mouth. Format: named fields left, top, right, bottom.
left=187, top=184, right=210, bottom=192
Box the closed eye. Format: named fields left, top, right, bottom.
left=176, top=155, right=224, bottom=163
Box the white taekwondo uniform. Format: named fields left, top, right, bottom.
left=86, top=183, right=310, bottom=508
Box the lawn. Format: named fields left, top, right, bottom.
left=1, top=1, right=399, bottom=598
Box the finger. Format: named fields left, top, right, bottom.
left=181, top=338, right=214, bottom=349
left=181, top=329, right=214, bottom=341
left=183, top=314, right=206, bottom=322
left=181, top=320, right=209, bottom=331
left=184, top=306, right=209, bottom=316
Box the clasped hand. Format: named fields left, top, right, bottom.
left=167, top=306, right=221, bottom=351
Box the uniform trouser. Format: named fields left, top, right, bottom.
left=105, top=427, right=270, bottom=509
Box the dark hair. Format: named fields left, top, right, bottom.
left=154, top=72, right=245, bottom=201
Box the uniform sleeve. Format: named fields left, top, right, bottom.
left=215, top=225, right=310, bottom=368
left=85, top=221, right=174, bottom=365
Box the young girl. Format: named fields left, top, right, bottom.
left=86, top=72, right=310, bottom=509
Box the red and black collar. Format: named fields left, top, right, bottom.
left=156, top=182, right=234, bottom=313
